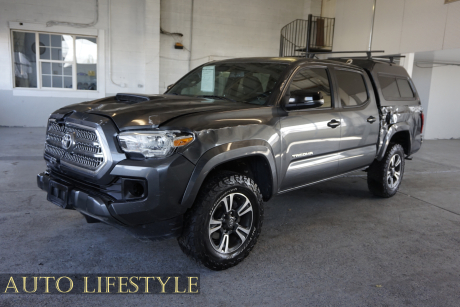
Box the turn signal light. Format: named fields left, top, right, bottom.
left=174, top=137, right=194, bottom=147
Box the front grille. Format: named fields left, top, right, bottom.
left=44, top=143, right=66, bottom=158
left=62, top=152, right=104, bottom=169
left=44, top=120, right=107, bottom=174
left=66, top=126, right=98, bottom=142
left=74, top=142, right=102, bottom=154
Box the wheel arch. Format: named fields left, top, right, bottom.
left=180, top=140, right=278, bottom=209
left=377, top=123, right=412, bottom=161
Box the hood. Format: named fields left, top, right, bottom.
left=55, top=94, right=258, bottom=130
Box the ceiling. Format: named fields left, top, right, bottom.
left=415, top=48, right=460, bottom=63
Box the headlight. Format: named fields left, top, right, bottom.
left=118, top=131, right=194, bottom=158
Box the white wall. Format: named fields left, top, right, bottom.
left=0, top=0, right=160, bottom=127
left=333, top=0, right=374, bottom=51
left=411, top=64, right=432, bottom=133
left=158, top=0, right=321, bottom=93
left=412, top=50, right=434, bottom=132
left=310, top=0, right=323, bottom=16
left=321, top=0, right=336, bottom=18
left=332, top=0, right=460, bottom=55
left=159, top=0, right=193, bottom=93
left=412, top=49, right=460, bottom=139
left=424, top=65, right=460, bottom=139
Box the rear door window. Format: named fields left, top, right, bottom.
left=335, top=70, right=369, bottom=107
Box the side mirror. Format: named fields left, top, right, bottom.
left=285, top=91, right=324, bottom=111
left=166, top=84, right=174, bottom=91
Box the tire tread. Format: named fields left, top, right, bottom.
left=178, top=171, right=264, bottom=270
left=367, top=143, right=405, bottom=198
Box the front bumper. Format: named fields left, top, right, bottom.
left=37, top=154, right=195, bottom=240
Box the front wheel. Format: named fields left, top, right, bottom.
left=178, top=172, right=264, bottom=270
left=367, top=143, right=405, bottom=198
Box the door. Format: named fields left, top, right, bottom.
left=279, top=66, right=341, bottom=192
left=333, top=68, right=380, bottom=174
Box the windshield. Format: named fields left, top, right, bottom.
left=167, top=62, right=288, bottom=105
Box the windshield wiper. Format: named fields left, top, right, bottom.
left=197, top=95, right=236, bottom=102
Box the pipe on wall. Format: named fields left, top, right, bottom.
left=108, top=0, right=126, bottom=88
left=188, top=0, right=195, bottom=72
left=368, top=0, right=377, bottom=51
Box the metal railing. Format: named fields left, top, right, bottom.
left=280, top=14, right=335, bottom=57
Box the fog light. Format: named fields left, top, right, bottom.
left=123, top=179, right=146, bottom=200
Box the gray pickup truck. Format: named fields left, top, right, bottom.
left=37, top=56, right=423, bottom=270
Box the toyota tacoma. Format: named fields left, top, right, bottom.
left=37, top=55, right=423, bottom=270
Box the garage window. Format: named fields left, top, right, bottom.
left=12, top=30, right=97, bottom=91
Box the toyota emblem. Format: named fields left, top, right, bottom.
left=61, top=133, right=75, bottom=151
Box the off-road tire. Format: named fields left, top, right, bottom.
left=367, top=143, right=405, bottom=198
left=178, top=172, right=264, bottom=270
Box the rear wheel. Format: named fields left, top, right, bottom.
left=178, top=172, right=263, bottom=270
left=367, top=143, right=405, bottom=198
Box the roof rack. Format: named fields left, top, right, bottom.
left=304, top=50, right=385, bottom=59
left=328, top=54, right=405, bottom=64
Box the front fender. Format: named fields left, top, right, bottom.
left=180, top=140, right=278, bottom=209
left=376, top=122, right=412, bottom=161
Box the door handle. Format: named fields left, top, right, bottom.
left=327, top=119, right=341, bottom=129
left=367, top=116, right=377, bottom=124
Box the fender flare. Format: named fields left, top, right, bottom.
left=377, top=122, right=412, bottom=161
left=180, top=139, right=278, bottom=209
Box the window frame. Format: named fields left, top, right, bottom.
left=377, top=73, right=416, bottom=101
left=333, top=68, right=371, bottom=109
left=10, top=29, right=98, bottom=92
left=282, top=65, right=335, bottom=111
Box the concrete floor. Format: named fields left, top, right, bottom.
left=1, top=127, right=460, bottom=306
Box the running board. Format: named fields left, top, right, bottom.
left=278, top=167, right=367, bottom=194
